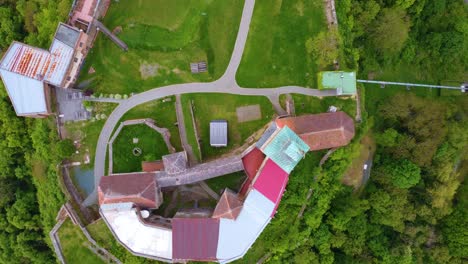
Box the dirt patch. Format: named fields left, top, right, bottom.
left=112, top=26, right=122, bottom=35
left=172, top=68, right=182, bottom=74
left=140, top=63, right=160, bottom=79
left=236, top=105, right=262, bottom=123
left=88, top=67, right=95, bottom=74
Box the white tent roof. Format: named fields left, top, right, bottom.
left=0, top=69, right=47, bottom=115
left=216, top=189, right=274, bottom=262
left=101, top=203, right=173, bottom=259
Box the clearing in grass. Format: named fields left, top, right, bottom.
left=58, top=220, right=104, bottom=264
left=182, top=93, right=275, bottom=160
left=236, top=0, right=328, bottom=88
left=78, top=0, right=244, bottom=94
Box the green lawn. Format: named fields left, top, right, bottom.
left=64, top=102, right=117, bottom=167
left=285, top=94, right=357, bottom=118
left=205, top=172, right=246, bottom=194
left=119, top=97, right=182, bottom=151
left=112, top=124, right=169, bottom=173
left=78, top=0, right=244, bottom=94
left=182, top=93, right=275, bottom=159
left=181, top=96, right=202, bottom=161
left=236, top=0, right=328, bottom=88
left=58, top=220, right=104, bottom=264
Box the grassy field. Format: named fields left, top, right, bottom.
left=64, top=102, right=117, bottom=167
left=119, top=97, right=182, bottom=151
left=112, top=124, right=169, bottom=173
left=236, top=0, right=328, bottom=88
left=205, top=172, right=246, bottom=194
left=180, top=96, right=202, bottom=161
left=78, top=0, right=244, bottom=94
left=284, top=94, right=357, bottom=118
left=58, top=220, right=104, bottom=264
left=181, top=93, right=275, bottom=159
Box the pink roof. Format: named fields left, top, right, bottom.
left=253, top=159, right=289, bottom=212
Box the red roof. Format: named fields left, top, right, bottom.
left=141, top=160, right=165, bottom=172
left=242, top=147, right=266, bottom=180
left=253, top=159, right=289, bottom=210
left=212, top=189, right=243, bottom=220
left=172, top=218, right=220, bottom=261
left=275, top=112, right=355, bottom=151
left=98, top=173, right=161, bottom=209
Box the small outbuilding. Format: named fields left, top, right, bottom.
left=210, top=120, right=228, bottom=147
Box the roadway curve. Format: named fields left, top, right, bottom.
left=84, top=0, right=336, bottom=205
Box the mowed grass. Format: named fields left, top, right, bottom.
left=181, top=96, right=202, bottom=161
left=119, top=97, right=182, bottom=151
left=182, top=93, right=275, bottom=159
left=79, top=0, right=244, bottom=94
left=112, top=124, right=169, bottom=173
left=236, top=0, right=327, bottom=88
left=58, top=220, right=104, bottom=264
left=286, top=94, right=357, bottom=118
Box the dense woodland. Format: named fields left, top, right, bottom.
left=0, top=0, right=466, bottom=263
left=0, top=0, right=73, bottom=263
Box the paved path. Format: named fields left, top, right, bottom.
left=94, top=20, right=128, bottom=51
left=84, top=0, right=336, bottom=205
left=175, top=95, right=198, bottom=166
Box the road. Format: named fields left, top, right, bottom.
left=84, top=0, right=336, bottom=205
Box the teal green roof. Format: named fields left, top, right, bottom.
left=262, top=127, right=310, bottom=173
left=318, top=71, right=357, bottom=95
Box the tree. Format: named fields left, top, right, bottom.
left=0, top=7, right=22, bottom=49
left=376, top=128, right=400, bottom=147
left=306, top=27, right=340, bottom=68
left=370, top=8, right=411, bottom=54
left=383, top=159, right=421, bottom=189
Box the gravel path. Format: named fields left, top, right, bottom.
left=84, top=0, right=336, bottom=205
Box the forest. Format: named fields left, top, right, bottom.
left=0, top=0, right=74, bottom=263
left=0, top=0, right=466, bottom=263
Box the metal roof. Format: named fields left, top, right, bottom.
left=255, top=122, right=278, bottom=149
left=172, top=218, right=220, bottom=261
left=0, top=42, right=51, bottom=80
left=261, top=126, right=309, bottom=173
left=210, top=120, right=228, bottom=147
left=101, top=205, right=173, bottom=260
left=318, top=71, right=357, bottom=95
left=54, top=23, right=81, bottom=48
left=216, top=189, right=274, bottom=262
left=0, top=69, right=47, bottom=115
left=44, top=39, right=74, bottom=86
left=253, top=159, right=289, bottom=216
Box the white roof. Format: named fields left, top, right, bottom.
left=0, top=69, right=47, bottom=114
left=216, top=189, right=274, bottom=262
left=101, top=203, right=173, bottom=259
left=44, top=39, right=74, bottom=86
left=0, top=42, right=51, bottom=80
left=210, top=120, right=228, bottom=146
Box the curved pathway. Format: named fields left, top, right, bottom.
left=84, top=0, right=336, bottom=205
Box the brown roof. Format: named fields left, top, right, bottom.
left=98, top=172, right=162, bottom=209
left=212, top=189, right=243, bottom=220
left=172, top=218, right=220, bottom=261
left=141, top=160, right=164, bottom=172
left=275, top=112, right=355, bottom=151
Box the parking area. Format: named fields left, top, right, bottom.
left=56, top=88, right=91, bottom=122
